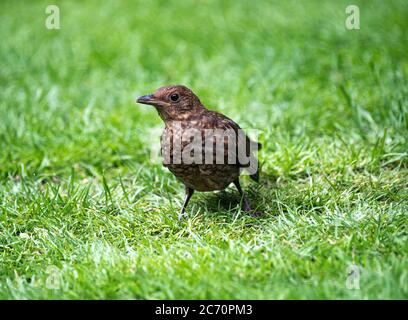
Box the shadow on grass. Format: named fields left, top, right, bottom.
left=192, top=174, right=281, bottom=219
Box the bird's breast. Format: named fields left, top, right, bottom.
left=160, top=125, right=240, bottom=191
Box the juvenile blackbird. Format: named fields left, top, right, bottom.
left=137, top=85, right=261, bottom=219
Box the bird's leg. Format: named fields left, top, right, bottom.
left=233, top=179, right=252, bottom=213
left=178, top=186, right=194, bottom=220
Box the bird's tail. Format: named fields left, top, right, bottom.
left=250, top=170, right=259, bottom=183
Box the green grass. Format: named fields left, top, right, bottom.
left=0, top=0, right=407, bottom=299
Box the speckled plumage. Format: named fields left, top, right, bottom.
left=161, top=116, right=241, bottom=192
left=137, top=85, right=261, bottom=218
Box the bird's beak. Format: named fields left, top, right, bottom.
left=136, top=94, right=157, bottom=106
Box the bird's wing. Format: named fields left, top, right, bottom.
left=209, top=111, right=261, bottom=181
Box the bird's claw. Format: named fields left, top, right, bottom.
left=249, top=211, right=264, bottom=218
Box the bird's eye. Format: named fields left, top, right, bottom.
left=170, top=93, right=179, bottom=102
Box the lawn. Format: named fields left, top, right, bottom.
left=0, top=0, right=407, bottom=299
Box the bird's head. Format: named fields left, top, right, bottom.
left=136, top=85, right=203, bottom=121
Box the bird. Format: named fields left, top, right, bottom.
left=136, top=85, right=261, bottom=219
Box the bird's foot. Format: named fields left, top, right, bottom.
left=249, top=211, right=264, bottom=218
left=242, top=201, right=263, bottom=217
